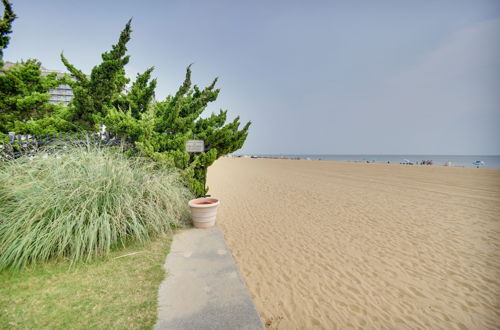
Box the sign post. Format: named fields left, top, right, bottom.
left=185, top=140, right=204, bottom=153
left=186, top=140, right=209, bottom=196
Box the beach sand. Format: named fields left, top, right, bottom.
left=207, top=158, right=500, bottom=329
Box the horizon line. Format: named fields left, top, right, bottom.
left=235, top=153, right=500, bottom=157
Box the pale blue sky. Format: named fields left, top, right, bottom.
left=3, top=0, right=500, bottom=154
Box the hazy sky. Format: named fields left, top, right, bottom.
left=4, top=0, right=500, bottom=155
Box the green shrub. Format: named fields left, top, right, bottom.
left=0, top=146, right=192, bottom=270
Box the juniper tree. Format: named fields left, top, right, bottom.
left=0, top=60, right=68, bottom=135
left=113, top=67, right=157, bottom=119
left=0, top=0, right=15, bottom=64
left=147, top=66, right=250, bottom=196
left=61, top=19, right=133, bottom=130
left=0, top=1, right=71, bottom=135
left=99, top=24, right=250, bottom=196
left=105, top=64, right=250, bottom=196
left=36, top=19, right=250, bottom=196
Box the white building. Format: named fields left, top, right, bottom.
left=40, top=67, right=73, bottom=106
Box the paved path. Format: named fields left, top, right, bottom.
left=155, top=226, right=264, bottom=330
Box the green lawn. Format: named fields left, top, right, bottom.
left=0, top=235, right=172, bottom=329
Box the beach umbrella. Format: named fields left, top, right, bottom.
left=473, top=160, right=485, bottom=168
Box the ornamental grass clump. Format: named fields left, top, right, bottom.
left=0, top=146, right=192, bottom=270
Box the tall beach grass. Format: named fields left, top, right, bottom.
left=0, top=145, right=192, bottom=270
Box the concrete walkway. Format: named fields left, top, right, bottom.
left=155, top=226, right=264, bottom=330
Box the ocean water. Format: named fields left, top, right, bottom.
left=250, top=154, right=500, bottom=169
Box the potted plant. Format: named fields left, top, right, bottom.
left=188, top=197, right=220, bottom=228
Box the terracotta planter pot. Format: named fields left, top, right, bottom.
left=188, top=197, right=220, bottom=229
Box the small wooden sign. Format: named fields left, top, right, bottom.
left=186, top=139, right=204, bottom=153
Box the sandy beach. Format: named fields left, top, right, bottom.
left=207, top=158, right=500, bottom=329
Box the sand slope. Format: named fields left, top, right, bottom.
left=207, top=158, right=500, bottom=329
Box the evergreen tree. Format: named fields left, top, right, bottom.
left=106, top=65, right=250, bottom=196
left=96, top=23, right=250, bottom=196
left=113, top=67, right=157, bottom=119
left=0, top=60, right=68, bottom=135
left=61, top=19, right=132, bottom=131
left=0, top=0, right=15, bottom=64
left=0, top=1, right=70, bottom=136
left=150, top=66, right=250, bottom=196
left=7, top=18, right=251, bottom=196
